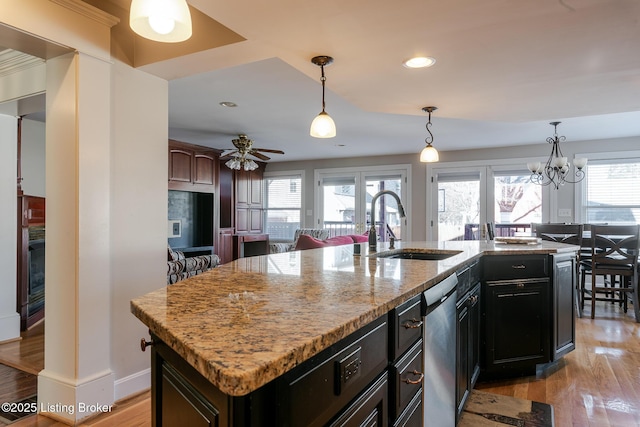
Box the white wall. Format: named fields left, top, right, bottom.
left=21, top=118, right=46, bottom=197
left=0, top=113, right=19, bottom=342
left=110, top=60, right=167, bottom=399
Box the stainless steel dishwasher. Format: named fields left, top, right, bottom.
left=422, top=273, right=458, bottom=427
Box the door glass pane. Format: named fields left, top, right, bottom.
left=494, top=175, right=541, bottom=236
left=438, top=179, right=480, bottom=241
left=322, top=178, right=356, bottom=236
left=366, top=176, right=403, bottom=241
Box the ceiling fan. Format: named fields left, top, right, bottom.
left=221, top=134, right=284, bottom=171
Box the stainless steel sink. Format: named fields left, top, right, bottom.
left=372, top=249, right=462, bottom=260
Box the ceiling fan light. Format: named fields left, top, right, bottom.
left=130, top=0, right=192, bottom=43
left=310, top=111, right=337, bottom=138
left=420, top=145, right=439, bottom=162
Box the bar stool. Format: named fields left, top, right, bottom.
left=581, top=225, right=639, bottom=319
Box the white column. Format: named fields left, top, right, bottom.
left=38, top=51, right=114, bottom=424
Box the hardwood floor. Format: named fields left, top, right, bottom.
left=1, top=305, right=638, bottom=426
left=477, top=303, right=640, bottom=426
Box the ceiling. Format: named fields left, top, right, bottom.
left=19, top=1, right=640, bottom=162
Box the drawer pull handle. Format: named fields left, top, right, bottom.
left=511, top=264, right=526, bottom=269
left=402, top=370, right=424, bottom=385
left=140, top=338, right=155, bottom=352
left=401, top=319, right=423, bottom=329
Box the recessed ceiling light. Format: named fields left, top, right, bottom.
left=402, top=56, right=436, bottom=69
left=219, top=101, right=237, bottom=107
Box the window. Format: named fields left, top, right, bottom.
left=264, top=173, right=303, bottom=241
left=582, top=160, right=640, bottom=224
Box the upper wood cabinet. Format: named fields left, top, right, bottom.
left=234, top=164, right=264, bottom=233
left=235, top=166, right=263, bottom=207
left=168, top=140, right=219, bottom=192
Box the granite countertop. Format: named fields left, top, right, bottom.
left=130, top=240, right=577, bottom=396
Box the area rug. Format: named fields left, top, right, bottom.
left=0, top=395, right=37, bottom=424
left=459, top=389, right=554, bottom=427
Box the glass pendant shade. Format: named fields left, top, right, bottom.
left=130, top=0, right=192, bottom=43
left=310, top=111, right=336, bottom=138
left=420, top=145, right=439, bottom=162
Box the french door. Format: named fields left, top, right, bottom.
left=315, top=166, right=410, bottom=242
left=430, top=165, right=543, bottom=241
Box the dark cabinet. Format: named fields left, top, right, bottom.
left=455, top=265, right=481, bottom=423
left=168, top=140, right=217, bottom=192
left=552, top=252, right=576, bottom=360
left=483, top=276, right=550, bottom=376
left=389, top=294, right=423, bottom=425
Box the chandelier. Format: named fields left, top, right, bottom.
left=225, top=155, right=258, bottom=171
left=527, top=121, right=587, bottom=189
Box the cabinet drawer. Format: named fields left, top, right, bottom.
left=391, top=339, right=423, bottom=421
left=483, top=255, right=548, bottom=281
left=328, top=372, right=388, bottom=427
left=391, top=295, right=422, bottom=361
left=280, top=315, right=389, bottom=427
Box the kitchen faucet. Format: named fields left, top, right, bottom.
left=368, top=190, right=406, bottom=251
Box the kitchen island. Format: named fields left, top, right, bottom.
left=131, top=240, right=578, bottom=426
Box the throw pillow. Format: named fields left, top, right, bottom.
left=348, top=233, right=369, bottom=243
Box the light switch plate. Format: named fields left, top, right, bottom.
left=558, top=208, right=571, bottom=217
left=168, top=220, right=181, bottom=238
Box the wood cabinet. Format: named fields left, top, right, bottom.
left=234, top=165, right=264, bottom=234
left=481, top=255, right=551, bottom=378
left=456, top=263, right=481, bottom=424
left=551, top=252, right=576, bottom=360
left=16, top=195, right=46, bottom=331
left=168, top=140, right=218, bottom=193
left=151, top=314, right=390, bottom=427
left=389, top=294, right=423, bottom=425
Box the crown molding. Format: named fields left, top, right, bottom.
left=49, top=0, right=120, bottom=27
left=0, top=49, right=45, bottom=77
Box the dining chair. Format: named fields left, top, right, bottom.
left=535, top=223, right=584, bottom=316
left=581, top=225, right=639, bottom=320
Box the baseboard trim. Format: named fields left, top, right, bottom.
left=114, top=368, right=150, bottom=401
left=38, top=368, right=115, bottom=424
left=0, top=312, right=20, bottom=342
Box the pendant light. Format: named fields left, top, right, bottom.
left=420, top=106, right=439, bottom=162
left=310, top=55, right=336, bottom=138
left=130, top=0, right=193, bottom=43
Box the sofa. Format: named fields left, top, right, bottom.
left=167, top=245, right=220, bottom=285
left=269, top=228, right=369, bottom=253
left=269, top=228, right=331, bottom=253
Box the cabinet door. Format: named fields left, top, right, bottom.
left=235, top=170, right=250, bottom=206
left=217, top=228, right=234, bottom=264
left=456, top=296, right=470, bottom=421
left=169, top=148, right=193, bottom=183
left=553, top=254, right=576, bottom=359
left=328, top=373, right=388, bottom=427
left=193, top=153, right=215, bottom=185
left=249, top=208, right=263, bottom=233
left=249, top=167, right=263, bottom=206
left=468, top=284, right=481, bottom=387
left=483, top=279, right=550, bottom=374
left=235, top=208, right=249, bottom=233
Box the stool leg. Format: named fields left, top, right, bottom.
left=591, top=273, right=596, bottom=319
